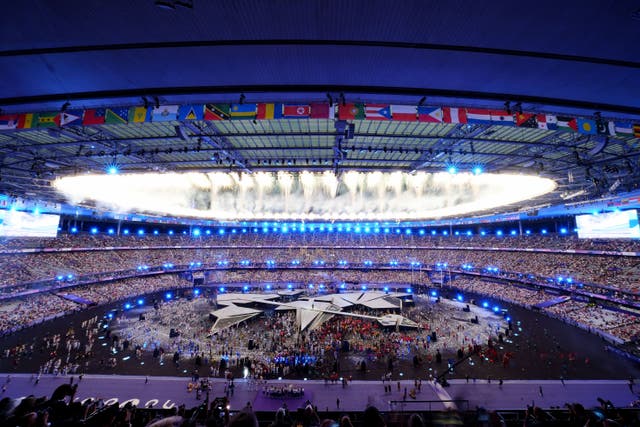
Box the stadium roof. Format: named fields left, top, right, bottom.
left=1, top=1, right=639, bottom=218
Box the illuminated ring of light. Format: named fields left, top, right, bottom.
left=53, top=170, right=556, bottom=221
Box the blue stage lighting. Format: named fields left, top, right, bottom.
left=480, top=231, right=486, bottom=236
left=107, top=228, right=115, bottom=235
left=482, top=301, right=489, bottom=308
left=219, top=287, right=225, bottom=293
left=70, top=227, right=78, bottom=233
left=383, top=286, right=389, bottom=292
left=405, top=229, right=412, bottom=235
left=137, top=229, right=145, bottom=236
left=560, top=227, right=567, bottom=234
left=308, top=284, right=314, bottom=289
left=67, top=274, right=74, bottom=280
left=361, top=285, right=367, bottom=290
left=287, top=284, right=293, bottom=289
left=493, top=306, right=500, bottom=312
left=56, top=275, right=64, bottom=281
left=448, top=166, right=457, bottom=174
left=123, top=229, right=130, bottom=235
left=473, top=166, right=483, bottom=175
left=137, top=299, right=144, bottom=305
left=431, top=230, right=437, bottom=235
left=124, top=303, right=131, bottom=309
left=194, top=289, right=200, bottom=296
left=496, top=230, right=503, bottom=236
left=431, top=290, right=437, bottom=297
left=466, top=230, right=472, bottom=236
left=107, top=165, right=119, bottom=175
left=90, top=227, right=98, bottom=234
left=374, top=227, right=380, bottom=233
left=506, top=316, right=511, bottom=322
left=525, top=230, right=531, bottom=235
left=419, top=229, right=425, bottom=235
left=406, top=288, right=412, bottom=293
left=153, top=230, right=159, bottom=235
left=243, top=285, right=249, bottom=291
left=192, top=228, right=201, bottom=236
left=219, top=229, right=225, bottom=235
left=384, top=228, right=390, bottom=233
left=454, top=231, right=460, bottom=236
left=541, top=229, right=547, bottom=234
left=205, top=229, right=211, bottom=235
left=510, top=230, right=517, bottom=235
left=442, top=230, right=448, bottom=235
left=456, top=294, right=463, bottom=301
left=266, top=284, right=272, bottom=290
left=165, top=292, right=172, bottom=300
left=168, top=230, right=174, bottom=235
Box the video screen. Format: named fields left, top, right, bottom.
left=576, top=209, right=640, bottom=239
left=0, top=210, right=60, bottom=237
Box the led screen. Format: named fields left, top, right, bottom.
left=576, top=210, right=640, bottom=239
left=0, top=210, right=60, bottom=237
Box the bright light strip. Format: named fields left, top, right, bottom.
left=53, top=171, right=556, bottom=221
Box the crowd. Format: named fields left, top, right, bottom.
left=0, top=275, right=190, bottom=335
left=450, top=277, right=640, bottom=343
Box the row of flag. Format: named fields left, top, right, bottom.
left=0, top=103, right=638, bottom=138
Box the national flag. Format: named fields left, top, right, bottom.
left=128, top=106, right=149, bottom=123
left=0, top=114, right=18, bottom=130
left=229, top=103, right=257, bottom=120
left=465, top=108, right=492, bottom=125
left=35, top=112, right=58, bottom=128
left=151, top=105, right=179, bottom=122
left=55, top=110, right=83, bottom=127
left=536, top=114, right=557, bottom=130
left=596, top=120, right=614, bottom=136
left=82, top=108, right=106, bottom=125
left=557, top=116, right=578, bottom=132
left=577, top=118, right=597, bottom=135
left=634, top=124, right=640, bottom=138
left=204, top=104, right=230, bottom=120
left=105, top=107, right=129, bottom=124
left=391, top=105, right=417, bottom=121
left=256, top=103, right=282, bottom=120
left=611, top=122, right=633, bottom=137
left=365, top=104, right=392, bottom=120
left=178, top=104, right=204, bottom=121
left=515, top=113, right=537, bottom=128
left=442, top=107, right=467, bottom=124
left=17, top=113, right=34, bottom=129
left=489, top=110, right=515, bottom=126
left=282, top=104, right=311, bottom=119
left=310, top=103, right=333, bottom=119
left=338, top=103, right=365, bottom=120
left=417, top=106, right=443, bottom=123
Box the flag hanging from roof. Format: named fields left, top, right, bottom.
left=442, top=107, right=467, bottom=124
left=229, top=103, right=257, bottom=120
left=365, top=104, right=392, bottom=120
left=17, top=113, right=34, bottom=129
left=55, top=110, right=83, bottom=127
left=338, top=103, right=365, bottom=120
left=577, top=118, right=596, bottom=135
left=515, top=113, right=537, bottom=128
left=0, top=115, right=18, bottom=130
left=256, top=103, right=282, bottom=120
left=105, top=107, right=129, bottom=124
left=128, top=106, right=149, bottom=123
left=282, top=104, right=311, bottom=118
left=556, top=116, right=577, bottom=132
left=152, top=105, right=179, bottom=122
left=465, top=108, right=492, bottom=125
left=310, top=103, right=333, bottom=119
left=178, top=104, right=204, bottom=121
left=611, top=122, right=633, bottom=137
left=596, top=120, right=614, bottom=136
left=35, top=112, right=58, bottom=128
left=489, top=110, right=515, bottom=126
left=417, top=106, right=443, bottom=123
left=204, top=104, right=230, bottom=120
left=536, top=114, right=557, bottom=130
left=391, top=105, right=417, bottom=121
left=83, top=108, right=106, bottom=125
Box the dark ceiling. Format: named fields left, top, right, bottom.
left=0, top=1, right=639, bottom=216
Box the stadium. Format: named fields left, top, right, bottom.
left=1, top=1, right=640, bottom=426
